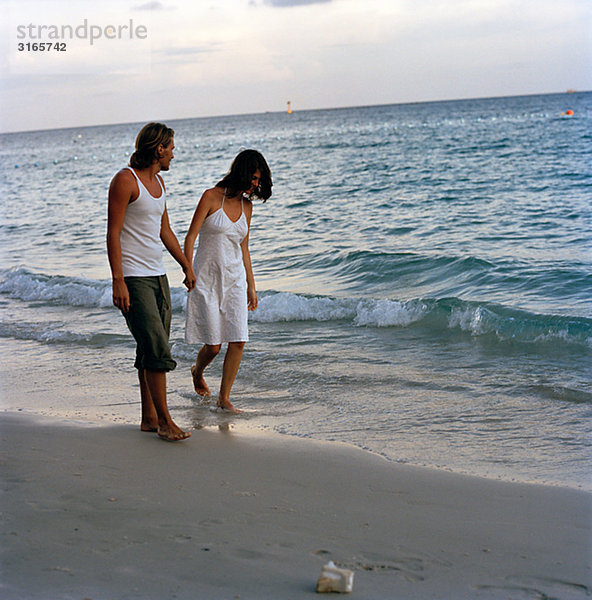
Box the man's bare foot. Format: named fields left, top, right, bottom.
left=157, top=424, right=191, bottom=441
left=140, top=422, right=158, bottom=433
left=216, top=399, right=242, bottom=414
left=191, top=365, right=211, bottom=397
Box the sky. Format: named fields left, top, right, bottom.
left=1, top=0, right=591, bottom=133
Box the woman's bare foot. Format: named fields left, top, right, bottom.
left=140, top=422, right=158, bottom=433
left=191, top=365, right=211, bottom=397
left=157, top=423, right=192, bottom=441
left=216, top=399, right=242, bottom=414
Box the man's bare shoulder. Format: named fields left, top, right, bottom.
left=108, top=168, right=138, bottom=205
left=110, top=168, right=135, bottom=186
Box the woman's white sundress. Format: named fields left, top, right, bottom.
left=185, top=191, right=249, bottom=345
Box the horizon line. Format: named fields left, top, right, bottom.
left=1, top=89, right=589, bottom=136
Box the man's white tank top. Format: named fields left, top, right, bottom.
left=120, top=167, right=166, bottom=277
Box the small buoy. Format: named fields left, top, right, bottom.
left=53, top=159, right=58, bottom=164
left=14, top=164, right=19, bottom=168
left=566, top=109, right=574, bottom=116
left=34, top=162, right=39, bottom=167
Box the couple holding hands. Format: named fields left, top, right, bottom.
left=107, top=122, right=272, bottom=441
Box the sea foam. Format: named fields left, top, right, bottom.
left=0, top=267, right=112, bottom=308
left=1, top=269, right=590, bottom=349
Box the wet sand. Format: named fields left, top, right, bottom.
left=1, top=413, right=590, bottom=599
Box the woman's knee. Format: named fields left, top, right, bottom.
left=205, top=344, right=222, bottom=355
left=228, top=341, right=246, bottom=351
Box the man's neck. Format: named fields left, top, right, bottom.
left=135, top=161, right=161, bottom=181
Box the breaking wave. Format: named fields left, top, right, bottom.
left=1, top=268, right=589, bottom=349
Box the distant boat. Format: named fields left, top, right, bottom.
left=566, top=89, right=577, bottom=94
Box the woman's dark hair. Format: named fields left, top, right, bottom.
left=217, top=149, right=272, bottom=202
left=129, top=122, right=174, bottom=169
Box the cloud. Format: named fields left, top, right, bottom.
left=262, top=0, right=332, bottom=7
left=133, top=1, right=171, bottom=10
left=159, top=46, right=211, bottom=56
left=2, top=0, right=591, bottom=133
left=153, top=45, right=218, bottom=65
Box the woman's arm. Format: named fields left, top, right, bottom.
left=241, top=201, right=258, bottom=311
left=184, top=189, right=216, bottom=266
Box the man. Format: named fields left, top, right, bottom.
left=107, top=122, right=196, bottom=441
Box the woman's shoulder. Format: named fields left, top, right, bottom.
left=197, top=186, right=224, bottom=214
left=200, top=186, right=223, bottom=202
left=202, top=186, right=224, bottom=200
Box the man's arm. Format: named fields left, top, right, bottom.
left=160, top=206, right=196, bottom=291
left=106, top=170, right=134, bottom=312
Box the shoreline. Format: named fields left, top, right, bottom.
left=3, top=400, right=590, bottom=494
left=0, top=332, right=588, bottom=494
left=1, top=412, right=590, bottom=599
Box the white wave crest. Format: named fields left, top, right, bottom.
left=447, top=305, right=489, bottom=335
left=251, top=292, right=355, bottom=323
left=0, top=268, right=112, bottom=308
left=2, top=270, right=589, bottom=348
left=353, top=299, right=427, bottom=327
left=252, top=292, right=427, bottom=328
left=170, top=287, right=189, bottom=312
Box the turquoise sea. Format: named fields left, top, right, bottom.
left=1, top=92, right=590, bottom=489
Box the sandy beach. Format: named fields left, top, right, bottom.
left=1, top=412, right=590, bottom=600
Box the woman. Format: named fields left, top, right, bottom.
left=184, top=150, right=272, bottom=413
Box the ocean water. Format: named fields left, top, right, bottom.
left=1, top=92, right=591, bottom=490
